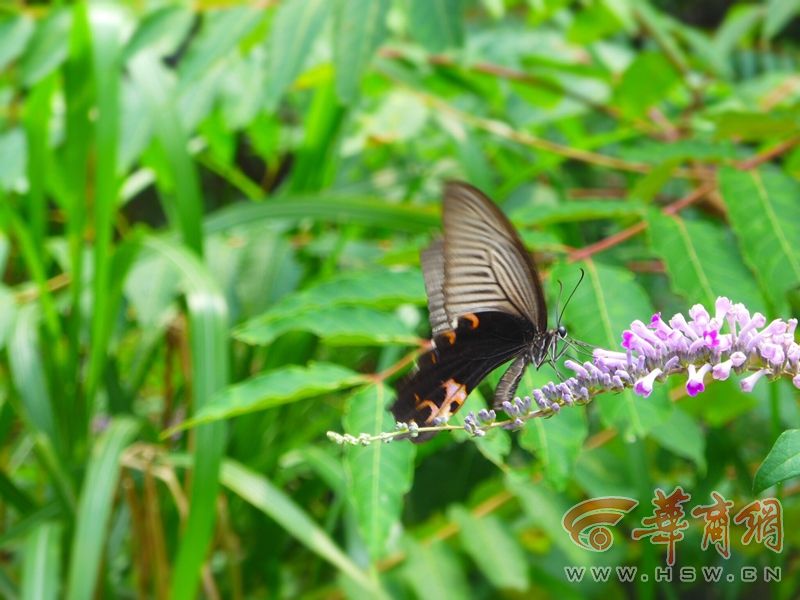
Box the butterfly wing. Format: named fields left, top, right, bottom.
left=392, top=312, right=532, bottom=441
left=441, top=182, right=548, bottom=331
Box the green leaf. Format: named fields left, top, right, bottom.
left=22, top=521, right=62, bottom=600
left=129, top=53, right=204, bottom=254
left=0, top=128, right=28, bottom=191
left=719, top=167, right=800, bottom=311
left=764, top=0, right=800, bottom=39
left=617, top=138, right=738, bottom=164
left=205, top=195, right=439, bottom=234
left=754, top=429, right=800, bottom=493
left=333, top=0, right=390, bottom=102
left=9, top=306, right=57, bottom=450
left=219, top=458, right=381, bottom=595
left=344, top=384, right=415, bottom=559
left=235, top=305, right=418, bottom=346
left=504, top=471, right=593, bottom=565
left=512, top=200, right=642, bottom=226
left=66, top=418, right=139, bottom=600
left=86, top=3, right=125, bottom=410
left=449, top=506, right=529, bottom=591
left=551, top=260, right=671, bottom=437
left=646, top=211, right=767, bottom=314
left=402, top=538, right=471, bottom=599
left=123, top=5, right=195, bottom=61
left=613, top=52, right=679, bottom=117
left=519, top=407, right=588, bottom=490
left=408, top=0, right=464, bottom=52
left=143, top=236, right=229, bottom=600
left=253, top=268, right=425, bottom=317
left=0, top=14, right=34, bottom=73
left=0, top=284, right=17, bottom=351
left=713, top=111, right=800, bottom=140
left=177, top=7, right=262, bottom=83
left=20, top=8, right=71, bottom=86
left=649, top=407, right=706, bottom=472
left=264, top=0, right=331, bottom=109
left=165, top=363, right=366, bottom=435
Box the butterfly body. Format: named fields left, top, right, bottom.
left=391, top=182, right=568, bottom=440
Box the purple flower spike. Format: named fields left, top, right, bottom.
left=714, top=297, right=732, bottom=321
left=622, top=330, right=634, bottom=349
left=634, top=368, right=662, bottom=398
left=506, top=296, right=800, bottom=434
left=712, top=359, right=733, bottom=381
left=730, top=351, right=747, bottom=367
left=760, top=343, right=785, bottom=366
left=740, top=369, right=769, bottom=392
left=686, top=363, right=711, bottom=397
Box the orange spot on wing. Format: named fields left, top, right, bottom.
left=463, top=313, right=480, bottom=329
left=444, top=331, right=456, bottom=345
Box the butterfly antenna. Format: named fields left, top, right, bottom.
left=554, top=278, right=564, bottom=325
left=557, top=268, right=585, bottom=327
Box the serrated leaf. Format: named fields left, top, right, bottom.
left=408, top=0, right=463, bottom=52
left=234, top=305, right=418, bottom=347
left=344, top=384, right=415, bottom=559
left=164, top=363, right=366, bottom=435
left=649, top=407, right=706, bottom=472
left=264, top=0, right=330, bottom=109
left=551, top=260, right=671, bottom=438
left=449, top=506, right=529, bottom=591
left=519, top=407, right=588, bottom=490
left=719, top=167, right=800, bottom=311
left=333, top=0, right=390, bottom=102
left=754, top=429, right=800, bottom=493
left=647, top=211, right=766, bottom=314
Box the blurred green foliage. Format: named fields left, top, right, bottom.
left=1, top=1, right=800, bottom=598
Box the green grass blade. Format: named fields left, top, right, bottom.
left=85, top=3, right=124, bottom=420
left=142, top=236, right=229, bottom=600
left=264, top=0, right=331, bottom=110
left=22, top=521, right=62, bottom=600
left=220, top=458, right=382, bottom=596
left=204, top=195, right=439, bottom=234
left=66, top=417, right=139, bottom=600
left=333, top=0, right=389, bottom=102
left=129, top=53, right=204, bottom=255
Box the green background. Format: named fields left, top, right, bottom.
left=1, top=0, right=800, bottom=598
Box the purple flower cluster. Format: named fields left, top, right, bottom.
left=330, top=297, right=799, bottom=444
left=504, top=297, right=799, bottom=425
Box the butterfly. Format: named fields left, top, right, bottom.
left=391, top=182, right=575, bottom=442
